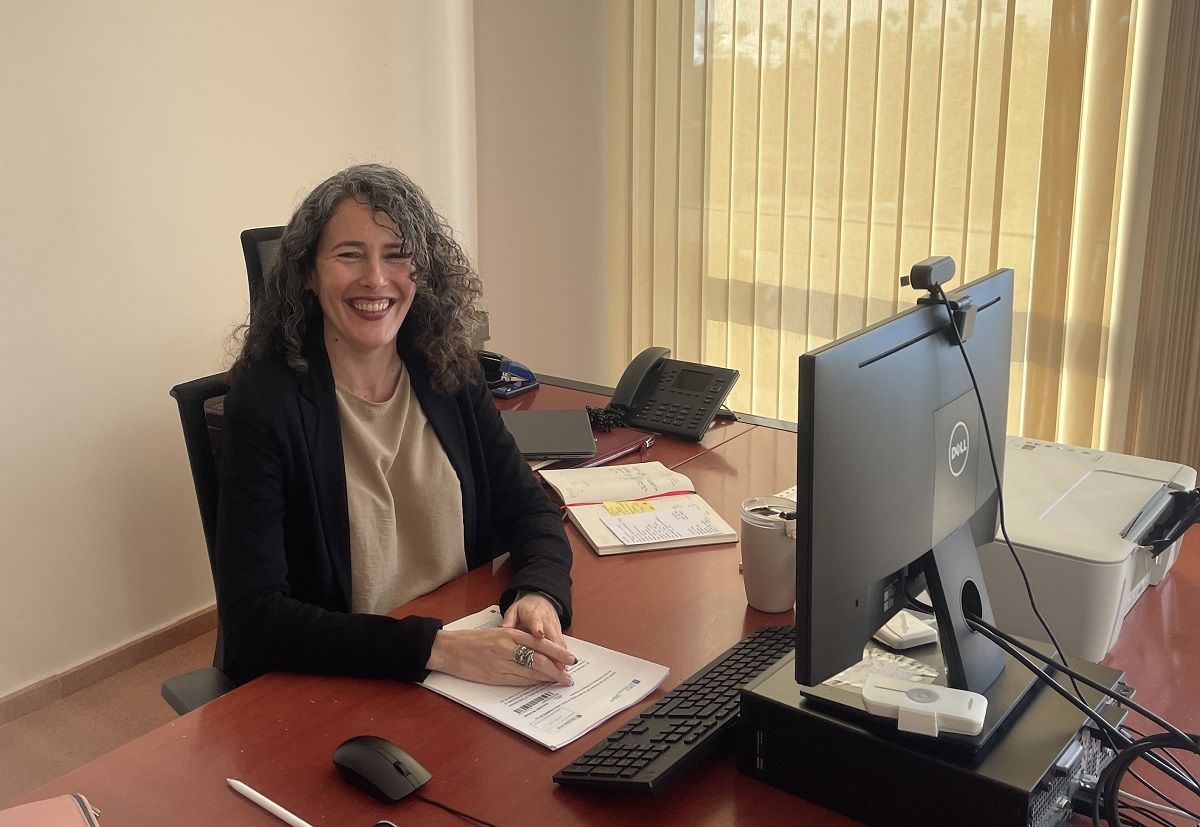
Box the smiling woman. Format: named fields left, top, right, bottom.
left=218, top=164, right=576, bottom=691
left=310, top=199, right=418, bottom=401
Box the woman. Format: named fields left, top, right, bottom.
left=215, top=164, right=575, bottom=688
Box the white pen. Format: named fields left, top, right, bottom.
left=227, top=778, right=315, bottom=827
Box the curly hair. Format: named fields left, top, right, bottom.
left=231, top=164, right=485, bottom=395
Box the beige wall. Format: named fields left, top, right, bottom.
left=0, top=0, right=479, bottom=697
left=473, top=0, right=612, bottom=386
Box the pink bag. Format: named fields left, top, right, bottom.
left=0, top=794, right=99, bottom=826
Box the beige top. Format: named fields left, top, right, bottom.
left=336, top=365, right=466, bottom=615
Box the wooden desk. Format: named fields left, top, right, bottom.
left=16, top=423, right=1200, bottom=825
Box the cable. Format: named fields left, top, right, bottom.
left=966, top=618, right=1200, bottom=827
left=931, top=284, right=1091, bottom=706
left=928, top=284, right=1191, bottom=824
left=964, top=617, right=1126, bottom=745
left=900, top=578, right=934, bottom=615
left=1120, top=790, right=1200, bottom=823
left=1123, top=724, right=1200, bottom=791
left=413, top=792, right=500, bottom=827
left=966, top=612, right=1200, bottom=800
left=1117, top=804, right=1175, bottom=827
left=586, top=404, right=626, bottom=432
left=1096, top=733, right=1200, bottom=827
left=1127, top=765, right=1200, bottom=822
left=1113, top=811, right=1171, bottom=827
left=924, top=279, right=1200, bottom=826
left=968, top=615, right=1196, bottom=753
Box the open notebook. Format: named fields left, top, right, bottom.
left=540, top=461, right=738, bottom=555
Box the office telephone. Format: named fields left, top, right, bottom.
left=609, top=346, right=739, bottom=441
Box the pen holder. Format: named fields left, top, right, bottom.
left=739, top=496, right=798, bottom=613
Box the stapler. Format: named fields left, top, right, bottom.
left=478, top=350, right=540, bottom=399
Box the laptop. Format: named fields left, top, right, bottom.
left=500, top=409, right=597, bottom=461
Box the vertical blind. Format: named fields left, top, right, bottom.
left=1125, top=0, right=1200, bottom=471
left=613, top=0, right=1141, bottom=437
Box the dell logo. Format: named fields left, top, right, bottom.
left=948, top=421, right=970, bottom=477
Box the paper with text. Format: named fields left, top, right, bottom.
left=539, top=461, right=694, bottom=504
left=598, top=503, right=725, bottom=546
left=419, top=606, right=669, bottom=749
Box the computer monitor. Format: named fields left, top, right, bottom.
left=794, top=268, right=1013, bottom=697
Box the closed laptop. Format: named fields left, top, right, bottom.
left=500, top=409, right=597, bottom=461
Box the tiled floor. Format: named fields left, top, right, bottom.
left=0, top=630, right=216, bottom=807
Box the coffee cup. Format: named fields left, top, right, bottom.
left=739, top=496, right=798, bottom=613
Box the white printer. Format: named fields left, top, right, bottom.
left=978, top=437, right=1197, bottom=662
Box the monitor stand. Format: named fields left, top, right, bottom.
left=738, top=647, right=1126, bottom=826
left=792, top=636, right=1043, bottom=761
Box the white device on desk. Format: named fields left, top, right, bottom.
left=979, top=436, right=1197, bottom=662
left=860, top=674, right=987, bottom=737
left=873, top=609, right=937, bottom=649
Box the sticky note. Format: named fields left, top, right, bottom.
left=603, top=500, right=656, bottom=515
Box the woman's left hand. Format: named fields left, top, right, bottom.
left=501, top=593, right=568, bottom=653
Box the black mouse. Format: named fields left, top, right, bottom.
left=333, top=734, right=432, bottom=802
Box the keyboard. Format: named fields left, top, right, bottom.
left=553, top=625, right=794, bottom=792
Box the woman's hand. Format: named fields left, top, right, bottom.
left=500, top=592, right=567, bottom=647
left=425, top=626, right=576, bottom=687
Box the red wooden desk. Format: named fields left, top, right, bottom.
left=15, top=422, right=1199, bottom=825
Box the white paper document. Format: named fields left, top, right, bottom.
left=419, top=606, right=669, bottom=750
left=598, top=503, right=725, bottom=546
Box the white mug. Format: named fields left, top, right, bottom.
left=739, top=496, right=798, bottom=613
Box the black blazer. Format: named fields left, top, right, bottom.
left=214, top=319, right=573, bottom=684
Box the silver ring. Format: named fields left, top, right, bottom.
left=513, top=644, right=535, bottom=669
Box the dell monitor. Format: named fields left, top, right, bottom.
left=794, top=267, right=1017, bottom=726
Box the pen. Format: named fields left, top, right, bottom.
left=227, top=778, right=315, bottom=827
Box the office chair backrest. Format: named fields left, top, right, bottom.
left=170, top=373, right=232, bottom=672
left=240, top=226, right=285, bottom=313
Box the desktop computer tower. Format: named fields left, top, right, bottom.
left=737, top=652, right=1125, bottom=826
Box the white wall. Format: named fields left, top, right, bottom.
left=473, top=0, right=612, bottom=386
left=0, top=0, right=478, bottom=698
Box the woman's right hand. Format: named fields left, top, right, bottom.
left=425, top=627, right=576, bottom=687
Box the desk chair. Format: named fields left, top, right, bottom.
left=161, top=373, right=236, bottom=714
left=240, top=226, right=285, bottom=313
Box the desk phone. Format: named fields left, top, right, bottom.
left=612, top=347, right=739, bottom=441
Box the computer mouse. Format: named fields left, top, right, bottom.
left=333, top=734, right=432, bottom=803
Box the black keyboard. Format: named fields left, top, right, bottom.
left=553, top=625, right=793, bottom=792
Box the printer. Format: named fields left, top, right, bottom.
left=979, top=436, right=1197, bottom=662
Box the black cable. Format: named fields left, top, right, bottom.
left=901, top=578, right=934, bottom=615
left=1123, top=724, right=1200, bottom=792
left=1117, top=802, right=1177, bottom=827
left=968, top=614, right=1196, bottom=752
left=1096, top=733, right=1200, bottom=827
left=967, top=612, right=1200, bottom=803
left=925, top=281, right=1200, bottom=826
left=1127, top=766, right=1200, bottom=823
left=965, top=618, right=1127, bottom=745
left=929, top=282, right=1171, bottom=821
left=408, top=793, right=500, bottom=827
left=964, top=614, right=1200, bottom=823
left=931, top=284, right=1092, bottom=707
left=586, top=404, right=626, bottom=432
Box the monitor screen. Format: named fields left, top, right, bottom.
left=794, top=268, right=1014, bottom=695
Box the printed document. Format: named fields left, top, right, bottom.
left=420, top=606, right=669, bottom=750
left=599, top=503, right=726, bottom=546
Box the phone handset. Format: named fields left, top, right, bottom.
left=611, top=346, right=671, bottom=411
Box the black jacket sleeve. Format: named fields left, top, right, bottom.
left=464, top=376, right=574, bottom=626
